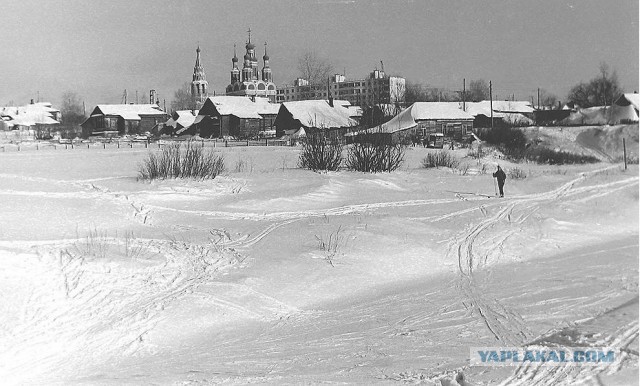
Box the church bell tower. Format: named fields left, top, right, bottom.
left=191, top=45, right=208, bottom=109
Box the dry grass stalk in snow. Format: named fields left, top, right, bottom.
left=122, top=230, right=149, bottom=259
left=315, top=225, right=348, bottom=266
left=73, top=227, right=111, bottom=259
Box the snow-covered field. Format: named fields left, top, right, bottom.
left=0, top=142, right=637, bottom=385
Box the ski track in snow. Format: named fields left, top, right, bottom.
left=0, top=165, right=637, bottom=383
left=0, top=173, right=153, bottom=225
left=0, top=238, right=252, bottom=384
left=447, top=165, right=639, bottom=384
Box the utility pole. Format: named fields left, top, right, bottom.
left=537, top=88, right=540, bottom=110
left=136, top=90, right=138, bottom=104
left=623, top=138, right=627, bottom=170
left=463, top=78, right=466, bottom=112
left=489, top=81, right=493, bottom=131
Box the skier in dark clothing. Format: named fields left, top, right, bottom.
left=493, top=165, right=506, bottom=197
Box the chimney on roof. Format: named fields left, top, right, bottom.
left=327, top=77, right=333, bottom=107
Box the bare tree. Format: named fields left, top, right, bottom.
left=390, top=77, right=406, bottom=106
left=171, top=82, right=196, bottom=112
left=405, top=81, right=459, bottom=103
left=60, top=91, right=86, bottom=126
left=297, top=51, right=334, bottom=85
left=405, top=81, right=427, bottom=104
left=467, top=79, right=490, bottom=102
left=594, top=62, right=620, bottom=106
left=538, top=89, right=558, bottom=109
left=568, top=62, right=621, bottom=108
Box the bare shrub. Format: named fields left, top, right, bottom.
left=345, top=134, right=406, bottom=173
left=280, top=155, right=289, bottom=171
left=422, top=151, right=460, bottom=168
left=139, top=140, right=225, bottom=180
left=456, top=163, right=470, bottom=175
left=234, top=159, right=247, bottom=173
left=523, top=147, right=599, bottom=165
left=508, top=167, right=527, bottom=179
left=298, top=133, right=343, bottom=171
left=466, top=144, right=487, bottom=159
left=616, top=154, right=639, bottom=165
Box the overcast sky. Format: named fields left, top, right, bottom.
left=0, top=0, right=637, bottom=109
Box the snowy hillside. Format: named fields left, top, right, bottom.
left=0, top=143, right=637, bottom=385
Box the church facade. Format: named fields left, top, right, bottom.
left=226, top=30, right=277, bottom=103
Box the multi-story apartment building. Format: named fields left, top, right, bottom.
left=277, top=69, right=405, bottom=107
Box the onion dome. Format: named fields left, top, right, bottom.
left=232, top=43, right=238, bottom=63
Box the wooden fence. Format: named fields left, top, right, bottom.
left=0, top=138, right=293, bottom=153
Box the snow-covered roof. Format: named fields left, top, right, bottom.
left=616, top=93, right=640, bottom=110
left=333, top=100, right=351, bottom=107
left=370, top=102, right=474, bottom=134
left=93, top=104, right=165, bottom=120
left=474, top=100, right=534, bottom=114
left=462, top=102, right=506, bottom=118
left=281, top=100, right=357, bottom=129
left=174, top=110, right=198, bottom=128
left=253, top=97, right=281, bottom=115
left=0, top=103, right=60, bottom=127
left=345, top=105, right=363, bottom=118
left=203, top=96, right=262, bottom=119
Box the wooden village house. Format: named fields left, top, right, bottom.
left=352, top=102, right=474, bottom=144
left=81, top=104, right=168, bottom=137
left=273, top=99, right=358, bottom=140
left=192, top=96, right=279, bottom=139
